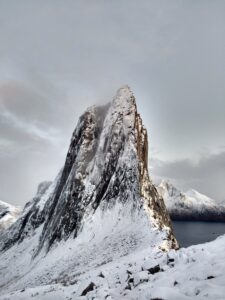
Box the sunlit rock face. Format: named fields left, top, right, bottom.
left=0, top=85, right=178, bottom=255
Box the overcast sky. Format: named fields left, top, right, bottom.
left=0, top=0, right=225, bottom=206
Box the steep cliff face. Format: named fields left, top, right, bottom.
left=135, top=113, right=174, bottom=233
left=1, top=86, right=177, bottom=254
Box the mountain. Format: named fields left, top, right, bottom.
left=0, top=86, right=178, bottom=298
left=157, top=180, right=225, bottom=221
left=0, top=200, right=21, bottom=231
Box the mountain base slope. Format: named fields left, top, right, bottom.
left=1, top=234, right=224, bottom=300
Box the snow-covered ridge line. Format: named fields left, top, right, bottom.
left=157, top=180, right=225, bottom=222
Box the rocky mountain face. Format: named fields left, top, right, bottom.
left=0, top=86, right=178, bottom=296
left=157, top=180, right=225, bottom=221
left=0, top=200, right=21, bottom=231
left=1, top=86, right=177, bottom=253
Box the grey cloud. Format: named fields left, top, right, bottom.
left=0, top=109, right=61, bottom=146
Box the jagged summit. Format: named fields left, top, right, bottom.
left=114, top=84, right=133, bottom=101
left=86, top=85, right=134, bottom=114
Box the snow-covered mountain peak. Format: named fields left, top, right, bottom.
left=158, top=179, right=175, bottom=191
left=157, top=180, right=225, bottom=221
left=114, top=84, right=133, bottom=98
left=112, top=85, right=136, bottom=114
left=0, top=86, right=179, bottom=296
left=158, top=180, right=182, bottom=199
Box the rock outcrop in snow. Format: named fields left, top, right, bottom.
left=157, top=180, right=225, bottom=221
left=0, top=200, right=21, bottom=231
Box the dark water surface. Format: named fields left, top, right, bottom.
left=172, top=221, right=225, bottom=248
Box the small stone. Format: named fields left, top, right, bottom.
left=148, top=265, right=160, bottom=275
left=98, top=272, right=105, bottom=278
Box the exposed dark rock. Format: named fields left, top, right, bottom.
left=80, top=282, right=96, bottom=296
left=98, top=272, right=105, bottom=278
left=148, top=264, right=160, bottom=275
left=128, top=277, right=134, bottom=284
left=125, top=284, right=132, bottom=290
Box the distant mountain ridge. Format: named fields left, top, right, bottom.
left=157, top=180, right=225, bottom=222
left=0, top=200, right=21, bottom=231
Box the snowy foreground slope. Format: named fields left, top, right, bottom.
left=0, top=200, right=21, bottom=231
left=0, top=86, right=179, bottom=298
left=157, top=180, right=225, bottom=222
left=1, top=234, right=225, bottom=300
